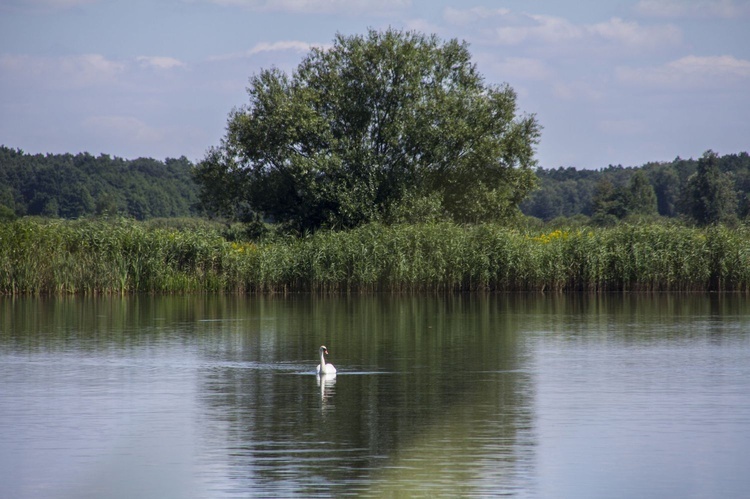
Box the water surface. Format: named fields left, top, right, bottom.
left=1, top=294, right=749, bottom=498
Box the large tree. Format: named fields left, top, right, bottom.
left=194, top=29, right=541, bottom=232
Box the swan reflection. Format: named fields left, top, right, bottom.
left=317, top=372, right=337, bottom=410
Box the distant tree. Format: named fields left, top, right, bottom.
left=0, top=204, right=15, bottom=221
left=590, top=171, right=657, bottom=224
left=95, top=193, right=120, bottom=217
left=41, top=197, right=60, bottom=217
left=685, top=150, right=737, bottom=225
left=0, top=186, right=15, bottom=214
left=591, top=179, right=629, bottom=225
left=725, top=153, right=750, bottom=220
left=627, top=170, right=657, bottom=216
left=651, top=166, right=681, bottom=217
left=127, top=194, right=150, bottom=221
left=735, top=172, right=750, bottom=219
left=522, top=185, right=565, bottom=221
left=521, top=178, right=589, bottom=221
left=194, top=28, right=541, bottom=232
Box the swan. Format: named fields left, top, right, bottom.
left=316, top=345, right=337, bottom=375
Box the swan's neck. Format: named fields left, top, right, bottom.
left=319, top=351, right=327, bottom=368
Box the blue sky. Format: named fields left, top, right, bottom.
left=1, top=0, right=748, bottom=169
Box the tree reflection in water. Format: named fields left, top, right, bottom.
left=195, top=294, right=536, bottom=497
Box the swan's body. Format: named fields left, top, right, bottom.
left=316, top=345, right=337, bottom=375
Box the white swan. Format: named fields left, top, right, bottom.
left=316, top=345, right=337, bottom=375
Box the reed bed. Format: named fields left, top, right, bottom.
left=1, top=219, right=749, bottom=294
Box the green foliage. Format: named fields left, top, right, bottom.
left=628, top=171, right=658, bottom=216
left=522, top=151, right=750, bottom=225
left=2, top=218, right=750, bottom=294
left=0, top=205, right=15, bottom=222
left=194, top=28, right=540, bottom=232
left=589, top=170, right=658, bottom=225
left=0, top=146, right=199, bottom=220
left=591, top=178, right=629, bottom=224
left=684, top=150, right=737, bottom=226
left=0, top=218, right=246, bottom=294
left=651, top=166, right=682, bottom=217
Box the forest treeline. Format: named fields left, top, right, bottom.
left=522, top=151, right=750, bottom=226
left=2, top=145, right=749, bottom=228
left=0, top=145, right=199, bottom=220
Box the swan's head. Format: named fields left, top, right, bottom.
left=319, top=345, right=329, bottom=355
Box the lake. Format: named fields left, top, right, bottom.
left=1, top=294, right=749, bottom=498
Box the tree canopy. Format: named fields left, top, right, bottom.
left=194, top=29, right=541, bottom=232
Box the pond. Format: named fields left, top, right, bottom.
left=1, top=294, right=749, bottom=498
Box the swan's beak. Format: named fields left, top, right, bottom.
left=324, top=349, right=329, bottom=355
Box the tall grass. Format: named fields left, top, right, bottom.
left=0, top=218, right=247, bottom=294
left=1, top=218, right=749, bottom=294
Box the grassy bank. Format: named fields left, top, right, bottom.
left=1, top=218, right=749, bottom=294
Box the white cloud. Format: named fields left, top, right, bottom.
left=0, top=53, right=125, bottom=87
left=491, top=14, right=681, bottom=50
left=442, top=8, right=682, bottom=53
left=246, top=40, right=318, bottom=55
left=492, top=14, right=582, bottom=46
left=83, top=115, right=164, bottom=143
left=403, top=18, right=443, bottom=35
left=617, top=55, right=750, bottom=88
left=208, top=40, right=320, bottom=61
left=635, top=0, right=750, bottom=18
left=136, top=56, right=187, bottom=70
left=588, top=17, right=681, bottom=49
left=443, top=6, right=511, bottom=27
left=205, top=0, right=410, bottom=14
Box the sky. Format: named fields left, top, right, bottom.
left=1, top=0, right=748, bottom=169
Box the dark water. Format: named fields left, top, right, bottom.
left=1, top=294, right=749, bottom=498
